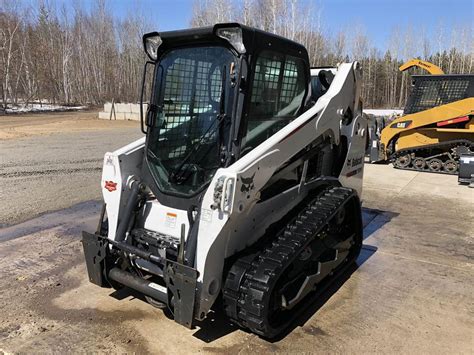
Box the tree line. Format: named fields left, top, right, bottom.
left=192, top=0, right=473, bottom=109
left=1, top=0, right=472, bottom=112
left=0, top=0, right=149, bottom=110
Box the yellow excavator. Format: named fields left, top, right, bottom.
left=372, top=58, right=474, bottom=176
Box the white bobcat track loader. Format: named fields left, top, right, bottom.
left=82, top=23, right=367, bottom=338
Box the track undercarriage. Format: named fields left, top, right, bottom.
left=392, top=139, right=474, bottom=174
left=223, top=187, right=362, bottom=338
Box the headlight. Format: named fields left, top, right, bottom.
left=143, top=32, right=162, bottom=61
left=215, top=27, right=246, bottom=53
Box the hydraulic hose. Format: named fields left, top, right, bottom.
left=115, top=180, right=144, bottom=242
left=184, top=209, right=200, bottom=267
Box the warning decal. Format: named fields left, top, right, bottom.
left=165, top=212, right=177, bottom=228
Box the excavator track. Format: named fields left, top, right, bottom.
left=222, top=187, right=362, bottom=338
left=391, top=139, right=474, bottom=175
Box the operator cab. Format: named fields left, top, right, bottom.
left=141, top=23, right=310, bottom=207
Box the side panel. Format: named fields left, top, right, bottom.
left=396, top=128, right=474, bottom=151
left=102, top=137, right=145, bottom=241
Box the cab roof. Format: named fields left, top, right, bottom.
left=146, top=23, right=309, bottom=64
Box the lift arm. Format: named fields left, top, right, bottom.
left=399, top=59, right=444, bottom=75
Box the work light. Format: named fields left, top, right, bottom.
left=143, top=32, right=162, bottom=61
left=215, top=27, right=246, bottom=54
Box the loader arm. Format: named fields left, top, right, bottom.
left=399, top=58, right=444, bottom=75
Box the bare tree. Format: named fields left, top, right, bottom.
left=0, top=0, right=472, bottom=111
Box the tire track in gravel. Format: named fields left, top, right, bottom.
left=0, top=158, right=102, bottom=168
left=0, top=123, right=142, bottom=226
left=0, top=166, right=102, bottom=178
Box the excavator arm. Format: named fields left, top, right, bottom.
left=399, top=59, right=444, bottom=75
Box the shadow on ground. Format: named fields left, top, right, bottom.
left=362, top=207, right=399, bottom=240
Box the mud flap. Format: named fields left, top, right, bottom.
left=82, top=231, right=109, bottom=287
left=165, top=261, right=199, bottom=328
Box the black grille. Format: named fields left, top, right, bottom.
left=404, top=75, right=474, bottom=114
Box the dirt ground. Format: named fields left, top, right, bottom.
left=0, top=111, right=142, bottom=227
left=0, top=110, right=138, bottom=140
left=0, top=112, right=473, bottom=353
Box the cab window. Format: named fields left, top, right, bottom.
left=242, top=51, right=306, bottom=154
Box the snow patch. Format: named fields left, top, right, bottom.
left=364, top=109, right=403, bottom=117
left=4, top=103, right=86, bottom=114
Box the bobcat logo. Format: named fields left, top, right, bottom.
left=240, top=173, right=256, bottom=193
left=346, top=156, right=363, bottom=168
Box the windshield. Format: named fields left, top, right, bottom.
left=146, top=46, right=236, bottom=196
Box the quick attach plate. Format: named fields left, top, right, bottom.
left=164, top=260, right=199, bottom=328
left=82, top=231, right=109, bottom=287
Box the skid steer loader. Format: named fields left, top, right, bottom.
left=82, top=23, right=367, bottom=338
left=370, top=59, right=474, bottom=175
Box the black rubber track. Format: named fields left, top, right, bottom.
left=222, top=187, right=362, bottom=338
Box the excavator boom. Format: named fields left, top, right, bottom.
left=399, top=58, right=444, bottom=75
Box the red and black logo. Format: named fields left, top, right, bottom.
left=104, top=181, right=117, bottom=192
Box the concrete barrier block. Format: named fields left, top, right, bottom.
left=100, top=103, right=148, bottom=119
left=115, top=112, right=128, bottom=120
left=104, top=102, right=112, bottom=113
left=131, top=103, right=148, bottom=114
left=116, top=103, right=132, bottom=113
left=130, top=104, right=141, bottom=114
left=125, top=112, right=140, bottom=121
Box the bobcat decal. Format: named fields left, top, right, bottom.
left=240, top=173, right=256, bottom=193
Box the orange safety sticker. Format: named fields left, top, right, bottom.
left=165, top=212, right=177, bottom=228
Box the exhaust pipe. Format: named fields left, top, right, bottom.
left=108, top=268, right=168, bottom=304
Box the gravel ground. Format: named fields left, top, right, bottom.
left=0, top=112, right=141, bottom=226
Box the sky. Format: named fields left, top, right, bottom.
left=34, top=0, right=474, bottom=51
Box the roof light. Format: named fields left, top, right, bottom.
left=215, top=27, right=246, bottom=53
left=143, top=32, right=162, bottom=61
